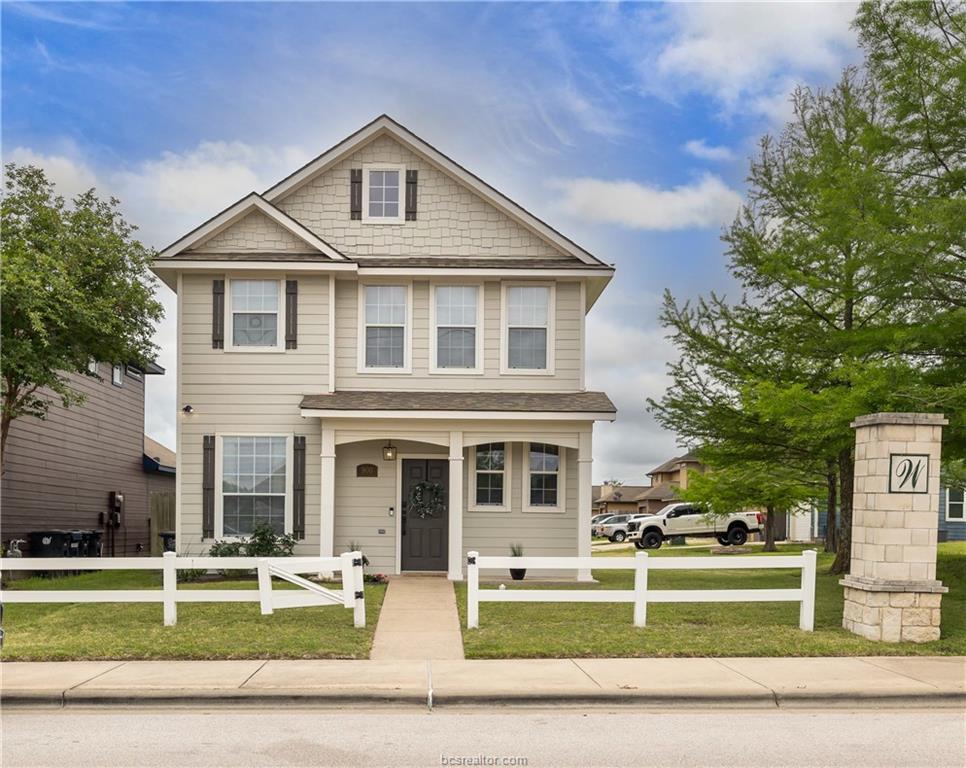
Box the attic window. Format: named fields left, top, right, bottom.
left=363, top=165, right=403, bottom=223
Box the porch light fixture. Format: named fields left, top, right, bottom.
left=382, top=441, right=397, bottom=461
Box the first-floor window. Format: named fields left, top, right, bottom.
left=222, top=436, right=287, bottom=535
left=474, top=443, right=507, bottom=509
left=527, top=443, right=560, bottom=508
left=231, top=279, right=280, bottom=348
left=948, top=488, right=965, bottom=521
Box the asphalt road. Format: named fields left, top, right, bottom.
left=3, top=707, right=964, bottom=768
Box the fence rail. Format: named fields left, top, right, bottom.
left=466, top=550, right=817, bottom=631
left=0, top=552, right=366, bottom=627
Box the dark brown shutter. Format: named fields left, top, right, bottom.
left=202, top=435, right=215, bottom=539
left=405, top=170, right=418, bottom=221
left=212, top=280, right=225, bottom=349
left=285, top=280, right=298, bottom=350
left=350, top=168, right=362, bottom=220
left=293, top=436, right=306, bottom=539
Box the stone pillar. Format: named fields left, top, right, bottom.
left=841, top=413, right=948, bottom=643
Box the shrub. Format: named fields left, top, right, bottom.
left=246, top=522, right=297, bottom=557
left=347, top=540, right=370, bottom=567
left=207, top=539, right=248, bottom=578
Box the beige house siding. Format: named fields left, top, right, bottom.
left=276, top=134, right=571, bottom=259
left=190, top=210, right=312, bottom=253
left=334, top=278, right=582, bottom=391
left=177, top=272, right=330, bottom=554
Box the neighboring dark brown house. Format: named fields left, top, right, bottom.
left=1, top=361, right=175, bottom=557
left=592, top=484, right=650, bottom=517
left=634, top=453, right=706, bottom=515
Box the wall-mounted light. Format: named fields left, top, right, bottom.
left=182, top=404, right=194, bottom=414
left=382, top=441, right=397, bottom=461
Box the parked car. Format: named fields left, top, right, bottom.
left=591, top=513, right=615, bottom=537
left=595, top=514, right=637, bottom=543
left=627, top=503, right=763, bottom=549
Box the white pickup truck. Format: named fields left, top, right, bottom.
left=626, top=502, right=762, bottom=549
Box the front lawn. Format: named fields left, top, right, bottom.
left=457, top=542, right=966, bottom=658
left=1, top=570, right=386, bottom=661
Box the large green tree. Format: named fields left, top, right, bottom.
left=1, top=164, right=163, bottom=467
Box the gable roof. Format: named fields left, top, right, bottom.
left=263, top=114, right=609, bottom=268
left=647, top=453, right=703, bottom=476
left=156, top=193, right=347, bottom=261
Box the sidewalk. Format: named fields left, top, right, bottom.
left=3, top=656, right=963, bottom=709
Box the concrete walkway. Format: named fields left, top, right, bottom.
left=3, top=656, right=963, bottom=709
left=369, top=575, right=464, bottom=661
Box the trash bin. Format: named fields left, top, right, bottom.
left=26, top=530, right=70, bottom=558
left=82, top=530, right=103, bottom=557
left=67, top=531, right=86, bottom=557
left=160, top=531, right=176, bottom=553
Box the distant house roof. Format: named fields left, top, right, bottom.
left=647, top=453, right=702, bottom=476
left=143, top=436, right=176, bottom=475
left=595, top=485, right=650, bottom=503
left=633, top=482, right=680, bottom=502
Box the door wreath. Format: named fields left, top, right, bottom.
left=408, top=481, right=446, bottom=519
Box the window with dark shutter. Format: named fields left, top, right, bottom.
left=212, top=280, right=225, bottom=349
left=350, top=168, right=362, bottom=220
left=293, top=435, right=306, bottom=539
left=405, top=170, right=418, bottom=221
left=285, top=280, right=298, bottom=349
left=202, top=435, right=215, bottom=538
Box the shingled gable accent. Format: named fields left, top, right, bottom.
left=262, top=115, right=609, bottom=268
left=155, top=193, right=347, bottom=261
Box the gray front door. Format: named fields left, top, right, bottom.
left=401, top=459, right=449, bottom=571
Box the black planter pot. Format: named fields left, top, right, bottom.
left=509, top=568, right=527, bottom=581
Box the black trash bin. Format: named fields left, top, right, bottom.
left=160, top=531, right=176, bottom=553
left=67, top=531, right=86, bottom=557
left=27, top=530, right=70, bottom=558
left=82, top=530, right=103, bottom=558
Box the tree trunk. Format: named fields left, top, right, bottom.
left=824, top=464, right=837, bottom=553
left=831, top=448, right=855, bottom=575
left=763, top=505, right=777, bottom=552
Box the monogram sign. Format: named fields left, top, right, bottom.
left=888, top=454, right=929, bottom=494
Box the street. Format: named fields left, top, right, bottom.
left=3, top=707, right=964, bottom=768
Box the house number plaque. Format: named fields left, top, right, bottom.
left=888, top=454, right=929, bottom=494
left=356, top=463, right=378, bottom=478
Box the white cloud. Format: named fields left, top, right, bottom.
left=6, top=146, right=99, bottom=199
left=551, top=173, right=742, bottom=231
left=682, top=139, right=734, bottom=162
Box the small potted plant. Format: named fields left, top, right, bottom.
left=348, top=541, right=370, bottom=567
left=509, top=542, right=526, bottom=581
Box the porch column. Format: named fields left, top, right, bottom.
left=448, top=430, right=464, bottom=580
left=577, top=429, right=593, bottom=582
left=320, top=425, right=336, bottom=561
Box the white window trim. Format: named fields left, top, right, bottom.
left=88, top=358, right=98, bottom=375
left=946, top=487, right=965, bottom=522
left=361, top=163, right=405, bottom=224
left=523, top=442, right=566, bottom=513
left=357, top=281, right=413, bottom=374
left=226, top=276, right=286, bottom=353
left=500, top=281, right=556, bottom=376
left=468, top=443, right=513, bottom=513
left=111, top=364, right=123, bottom=387
left=429, top=281, right=484, bottom=375
left=214, top=432, right=294, bottom=541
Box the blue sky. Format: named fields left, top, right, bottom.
left=2, top=1, right=862, bottom=482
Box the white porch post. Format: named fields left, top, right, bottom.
left=320, top=425, right=336, bottom=562
left=577, top=429, right=593, bottom=582
left=448, top=430, right=464, bottom=580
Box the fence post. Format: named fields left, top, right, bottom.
left=351, top=550, right=366, bottom=628
left=340, top=552, right=354, bottom=609
left=467, top=551, right=479, bottom=629
left=257, top=559, right=273, bottom=615
left=799, top=549, right=817, bottom=631
left=162, top=551, right=177, bottom=627
left=633, top=551, right=649, bottom=628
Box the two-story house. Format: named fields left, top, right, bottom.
left=634, top=453, right=705, bottom=515
left=151, top=115, right=616, bottom=580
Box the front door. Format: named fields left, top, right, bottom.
left=401, top=459, right=449, bottom=571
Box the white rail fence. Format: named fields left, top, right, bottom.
left=466, top=550, right=817, bottom=631
left=0, top=551, right=366, bottom=627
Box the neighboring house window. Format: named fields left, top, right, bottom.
left=363, top=165, right=403, bottom=222
left=525, top=442, right=564, bottom=512
left=432, top=285, right=481, bottom=371
left=126, top=365, right=143, bottom=381
left=221, top=436, right=288, bottom=536
left=88, top=358, right=98, bottom=374
left=112, top=364, right=123, bottom=386
left=471, top=443, right=509, bottom=511
left=948, top=488, right=965, bottom=521
left=231, top=279, right=281, bottom=348
left=503, top=284, right=554, bottom=373
left=361, top=284, right=409, bottom=370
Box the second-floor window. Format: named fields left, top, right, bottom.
left=362, top=285, right=408, bottom=370
left=231, top=279, right=280, bottom=348
left=504, top=284, right=554, bottom=373
left=433, top=285, right=480, bottom=372
left=112, top=364, right=123, bottom=386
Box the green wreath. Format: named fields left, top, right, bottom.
left=408, top=481, right=446, bottom=519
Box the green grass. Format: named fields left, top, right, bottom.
left=1, top=569, right=386, bottom=661
left=456, top=542, right=966, bottom=659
